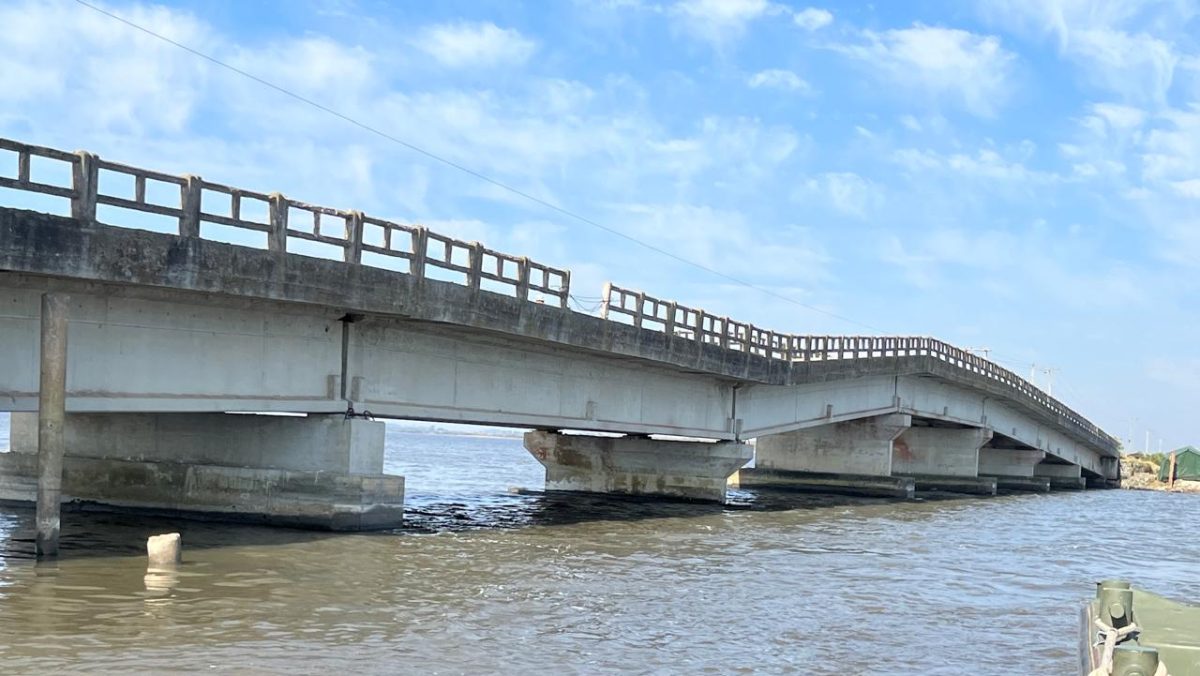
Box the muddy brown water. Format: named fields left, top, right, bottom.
left=0, top=428, right=1197, bottom=674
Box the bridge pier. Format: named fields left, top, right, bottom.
left=892, top=425, right=997, bottom=495
left=740, top=414, right=916, bottom=498
left=523, top=430, right=752, bottom=503
left=1035, top=461, right=1086, bottom=490
left=0, top=413, right=402, bottom=530
left=978, top=448, right=1051, bottom=492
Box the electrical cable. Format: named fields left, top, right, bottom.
left=73, top=0, right=879, bottom=332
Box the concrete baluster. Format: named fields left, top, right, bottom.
left=267, top=193, right=288, bottom=253
left=599, top=282, right=612, bottom=319
left=557, top=269, right=570, bottom=308
left=517, top=257, right=531, bottom=302
left=179, top=175, right=202, bottom=238
left=467, top=242, right=483, bottom=291
left=35, top=293, right=68, bottom=558
left=71, top=151, right=98, bottom=223
left=410, top=227, right=428, bottom=279
left=344, top=211, right=364, bottom=264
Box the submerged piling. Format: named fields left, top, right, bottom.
left=35, top=293, right=68, bottom=558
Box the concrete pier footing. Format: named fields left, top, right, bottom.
left=903, top=474, right=998, bottom=496
left=987, top=475, right=1052, bottom=492
left=3, top=412, right=401, bottom=530
left=523, top=430, right=752, bottom=503
left=736, top=468, right=916, bottom=498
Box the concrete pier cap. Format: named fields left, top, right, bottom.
left=523, top=430, right=752, bottom=503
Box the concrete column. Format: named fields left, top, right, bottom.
left=36, top=293, right=68, bottom=558
left=978, top=447, right=1050, bottom=492
left=741, top=413, right=915, bottom=498
left=1, top=412, right=402, bottom=530
left=892, top=426, right=996, bottom=495
left=523, top=430, right=752, bottom=503
left=1035, top=461, right=1086, bottom=490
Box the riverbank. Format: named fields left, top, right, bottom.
left=1121, top=455, right=1200, bottom=492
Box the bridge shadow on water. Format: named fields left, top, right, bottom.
left=0, top=487, right=1011, bottom=563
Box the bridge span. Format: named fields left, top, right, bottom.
left=0, top=138, right=1120, bottom=542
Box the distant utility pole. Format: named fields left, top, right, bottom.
left=966, top=347, right=992, bottom=359
left=1040, top=367, right=1059, bottom=396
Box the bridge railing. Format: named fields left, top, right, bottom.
left=0, top=138, right=571, bottom=308
left=600, top=283, right=1117, bottom=447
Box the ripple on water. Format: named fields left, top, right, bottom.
left=0, top=434, right=1198, bottom=674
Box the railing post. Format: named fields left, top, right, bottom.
left=179, top=175, right=202, bottom=238
left=468, top=242, right=483, bottom=291
left=744, top=325, right=754, bottom=353
left=719, top=318, right=730, bottom=349
left=665, top=302, right=678, bottom=337
left=696, top=310, right=706, bottom=346
left=71, top=151, right=98, bottom=223
left=634, top=292, right=646, bottom=329
left=344, top=210, right=364, bottom=264
left=558, top=269, right=570, bottom=309
left=268, top=193, right=288, bottom=253
left=410, top=227, right=428, bottom=279
left=516, top=257, right=531, bottom=302
left=600, top=282, right=612, bottom=319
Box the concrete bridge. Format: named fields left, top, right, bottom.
left=0, top=138, right=1121, bottom=547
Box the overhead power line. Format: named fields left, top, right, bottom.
left=73, top=0, right=880, bottom=332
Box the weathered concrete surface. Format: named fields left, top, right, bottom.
left=523, top=431, right=751, bottom=503
left=736, top=468, right=916, bottom=499
left=1034, top=462, right=1083, bottom=479
left=0, top=453, right=403, bottom=530
left=1046, top=476, right=1088, bottom=490
left=993, top=476, right=1052, bottom=492
left=892, top=425, right=992, bottom=478
left=979, top=448, right=1046, bottom=478
left=9, top=412, right=385, bottom=475
left=755, top=413, right=911, bottom=477
left=0, top=208, right=1119, bottom=457
left=36, top=292, right=68, bottom=557
left=905, top=474, right=998, bottom=496
left=147, top=533, right=182, bottom=567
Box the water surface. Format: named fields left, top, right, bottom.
left=0, top=426, right=1196, bottom=674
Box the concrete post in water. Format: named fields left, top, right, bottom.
left=1168, top=451, right=1177, bottom=489
left=35, top=293, right=68, bottom=558
left=147, top=533, right=182, bottom=568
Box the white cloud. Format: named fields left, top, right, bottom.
left=669, top=0, right=783, bottom=45
left=793, top=7, right=833, bottom=31
left=746, top=68, right=811, bottom=92
left=796, top=172, right=880, bottom=218
left=977, top=0, right=1195, bottom=103
left=890, top=144, right=1049, bottom=183
left=834, top=25, right=1016, bottom=116
left=616, top=202, right=831, bottom=282
left=413, top=21, right=536, bottom=68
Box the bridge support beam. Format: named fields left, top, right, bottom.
left=1035, top=461, right=1086, bottom=490
left=740, top=414, right=915, bottom=498
left=1, top=413, right=401, bottom=530
left=523, top=430, right=752, bottom=503
left=892, top=426, right=997, bottom=495
left=979, top=448, right=1051, bottom=492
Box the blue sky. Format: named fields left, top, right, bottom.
left=0, top=0, right=1197, bottom=449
